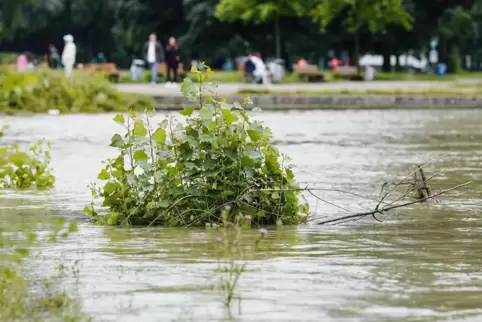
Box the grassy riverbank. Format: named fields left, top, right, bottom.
left=0, top=67, right=152, bottom=114
left=117, top=69, right=482, bottom=84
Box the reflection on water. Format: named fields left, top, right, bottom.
left=1, top=109, right=481, bottom=321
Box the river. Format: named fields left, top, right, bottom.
left=1, top=109, right=481, bottom=321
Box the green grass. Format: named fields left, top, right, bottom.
left=116, top=69, right=482, bottom=84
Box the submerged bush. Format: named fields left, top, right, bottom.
left=0, top=130, right=55, bottom=189
left=86, top=65, right=309, bottom=226
left=0, top=66, right=152, bottom=114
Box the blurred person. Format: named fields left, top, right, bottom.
left=331, top=56, right=339, bottom=73
left=165, top=36, right=181, bottom=88
left=16, top=53, right=28, bottom=72
left=143, top=33, right=164, bottom=84
left=26, top=52, right=35, bottom=70
left=297, top=58, right=307, bottom=67
left=62, top=34, right=76, bottom=78
left=243, top=53, right=256, bottom=83
left=251, top=52, right=270, bottom=84
left=48, top=44, right=59, bottom=69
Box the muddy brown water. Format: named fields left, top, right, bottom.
left=1, top=109, right=481, bottom=321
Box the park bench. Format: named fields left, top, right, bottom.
left=293, top=64, right=325, bottom=82
left=83, top=63, right=120, bottom=83
left=334, top=66, right=363, bottom=81
left=157, top=62, right=186, bottom=80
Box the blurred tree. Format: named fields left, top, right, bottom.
left=0, top=0, right=479, bottom=73
left=215, top=0, right=309, bottom=58
left=311, top=0, right=413, bottom=72
left=437, top=6, right=475, bottom=72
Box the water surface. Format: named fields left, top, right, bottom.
left=1, top=109, right=481, bottom=321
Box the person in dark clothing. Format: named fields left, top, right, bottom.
left=165, top=37, right=181, bottom=87
left=143, top=33, right=164, bottom=84
left=244, top=53, right=256, bottom=83
left=48, top=44, right=59, bottom=69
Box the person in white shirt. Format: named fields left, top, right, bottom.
left=251, top=52, right=271, bottom=84
left=143, top=33, right=164, bottom=84
left=61, top=34, right=76, bottom=78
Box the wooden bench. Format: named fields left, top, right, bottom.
left=334, top=66, right=362, bottom=81
left=83, top=63, right=120, bottom=83
left=293, top=64, right=324, bottom=82
left=157, top=62, right=186, bottom=79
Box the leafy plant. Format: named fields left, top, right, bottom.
left=0, top=136, right=55, bottom=189
left=0, top=66, right=152, bottom=114
left=86, top=64, right=309, bottom=227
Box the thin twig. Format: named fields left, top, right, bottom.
left=315, top=182, right=471, bottom=225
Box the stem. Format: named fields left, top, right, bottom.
left=146, top=113, right=155, bottom=162
left=126, top=116, right=134, bottom=170
left=198, top=73, right=203, bottom=109
left=274, top=16, right=281, bottom=58
left=354, top=30, right=360, bottom=74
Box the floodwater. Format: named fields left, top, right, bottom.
left=1, top=109, right=481, bottom=321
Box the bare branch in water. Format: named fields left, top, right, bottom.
left=315, top=182, right=471, bottom=225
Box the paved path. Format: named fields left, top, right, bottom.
left=115, top=79, right=482, bottom=97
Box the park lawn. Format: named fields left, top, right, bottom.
left=117, top=69, right=482, bottom=84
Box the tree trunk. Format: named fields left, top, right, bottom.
left=395, top=52, right=403, bottom=71
left=274, top=16, right=281, bottom=58
left=382, top=50, right=391, bottom=72
left=354, top=31, right=360, bottom=74
left=447, top=44, right=461, bottom=73
left=63, top=0, right=72, bottom=33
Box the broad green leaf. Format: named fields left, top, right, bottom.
left=110, top=134, right=124, bottom=147
left=180, top=107, right=195, bottom=116
left=199, top=133, right=213, bottom=143
left=247, top=123, right=264, bottom=142
left=244, top=166, right=254, bottom=177
left=245, top=149, right=262, bottom=160
left=133, top=120, right=148, bottom=136
left=152, top=128, right=166, bottom=143
left=286, top=168, right=295, bottom=180
left=113, top=114, right=125, bottom=124
left=107, top=213, right=119, bottom=225
left=222, top=109, right=238, bottom=125
left=199, top=106, right=213, bottom=123
left=157, top=200, right=170, bottom=208
left=181, top=78, right=194, bottom=96
left=159, top=119, right=169, bottom=129
left=103, top=182, right=120, bottom=194
left=8, top=152, right=31, bottom=167
left=98, top=169, right=110, bottom=180
left=256, top=210, right=265, bottom=217
left=134, top=165, right=145, bottom=176
left=133, top=150, right=149, bottom=161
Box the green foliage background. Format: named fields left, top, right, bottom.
left=0, top=0, right=480, bottom=72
